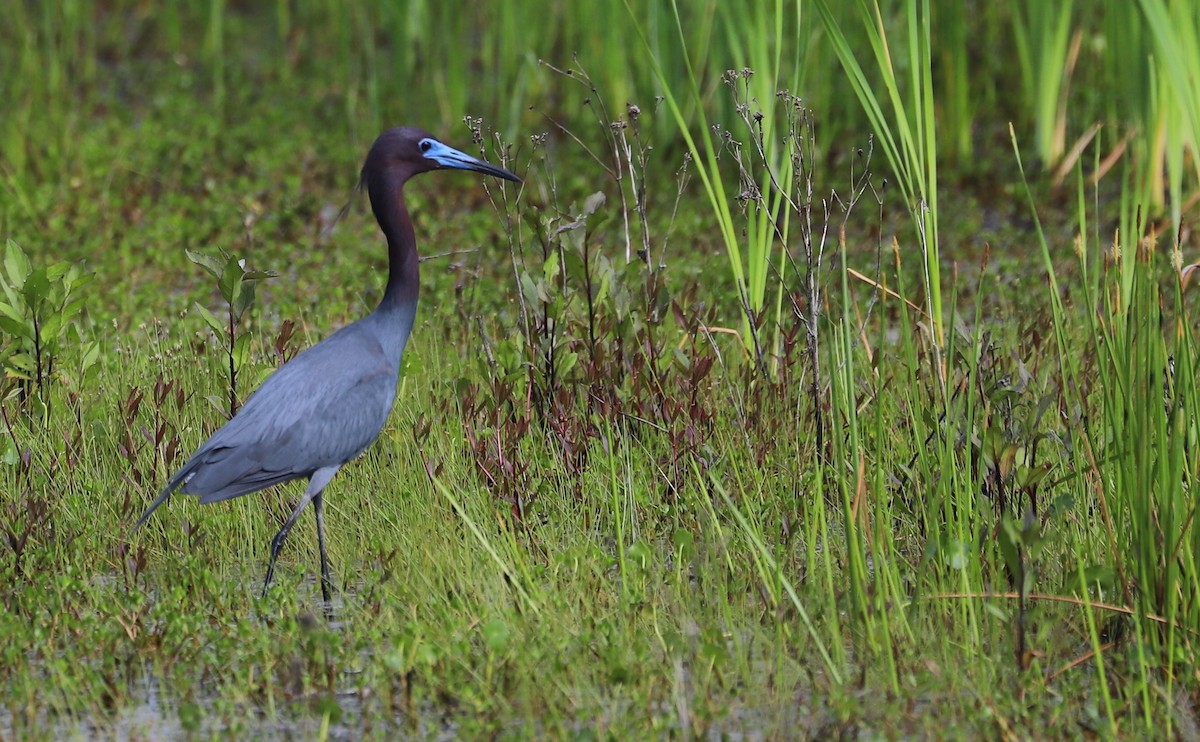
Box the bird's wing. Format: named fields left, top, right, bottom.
left=175, top=326, right=400, bottom=504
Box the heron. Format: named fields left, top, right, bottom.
left=134, top=126, right=520, bottom=602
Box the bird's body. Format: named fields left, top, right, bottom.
left=136, top=127, right=519, bottom=601
left=159, top=310, right=410, bottom=503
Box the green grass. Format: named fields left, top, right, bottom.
left=3, top=1, right=1200, bottom=739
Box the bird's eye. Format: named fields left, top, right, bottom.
left=419, top=139, right=434, bottom=154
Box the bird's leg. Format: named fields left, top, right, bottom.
left=261, top=466, right=339, bottom=599
left=262, top=495, right=314, bottom=598
left=313, top=491, right=333, bottom=603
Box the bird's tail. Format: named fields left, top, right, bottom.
left=133, top=472, right=187, bottom=531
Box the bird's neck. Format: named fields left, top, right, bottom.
left=377, top=191, right=421, bottom=316
left=363, top=193, right=420, bottom=370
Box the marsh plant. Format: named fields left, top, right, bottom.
left=0, top=239, right=97, bottom=422
left=185, top=249, right=278, bottom=418
left=3, top=1, right=1200, bottom=739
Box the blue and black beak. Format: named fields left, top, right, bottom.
left=419, top=138, right=521, bottom=183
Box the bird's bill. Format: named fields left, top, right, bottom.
left=424, top=140, right=521, bottom=183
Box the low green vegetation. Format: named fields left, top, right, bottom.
left=3, top=1, right=1200, bottom=739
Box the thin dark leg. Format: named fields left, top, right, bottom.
left=262, top=495, right=313, bottom=598
left=261, top=466, right=339, bottom=599
left=314, top=491, right=333, bottom=603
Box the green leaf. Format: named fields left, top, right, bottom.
left=193, top=302, right=227, bottom=338
left=543, top=249, right=561, bottom=282
left=40, top=314, right=62, bottom=341
left=232, top=280, right=256, bottom=321
left=186, top=249, right=225, bottom=280
left=699, top=635, right=729, bottom=665
left=31, top=396, right=48, bottom=422
left=22, top=267, right=50, bottom=306
left=400, top=347, right=423, bottom=378
left=983, top=603, right=1011, bottom=622
left=67, top=270, right=94, bottom=293
left=672, top=528, right=694, bottom=556
left=594, top=256, right=612, bottom=304
left=4, top=240, right=30, bottom=286
left=1017, top=464, right=1053, bottom=490
left=482, top=619, right=510, bottom=652
left=0, top=300, right=23, bottom=323
left=8, top=352, right=35, bottom=373
left=939, top=536, right=970, bottom=571
left=205, top=394, right=227, bottom=416
left=232, top=332, right=252, bottom=371
left=556, top=349, right=578, bottom=380
left=0, top=314, right=29, bottom=338
left=997, top=517, right=1023, bottom=586
left=414, top=643, right=437, bottom=666
left=562, top=221, right=585, bottom=253
left=60, top=296, right=88, bottom=323
left=218, top=256, right=244, bottom=304
left=519, top=271, right=540, bottom=305
left=627, top=540, right=653, bottom=571
left=45, top=261, right=71, bottom=282
left=998, top=443, right=1019, bottom=482
left=562, top=250, right=587, bottom=284
left=581, top=190, right=606, bottom=216
left=1077, top=564, right=1118, bottom=594
left=80, top=341, right=101, bottom=371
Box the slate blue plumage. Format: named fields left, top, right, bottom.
left=135, top=127, right=520, bottom=601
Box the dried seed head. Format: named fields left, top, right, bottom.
left=1141, top=230, right=1158, bottom=262
left=463, top=116, right=484, bottom=145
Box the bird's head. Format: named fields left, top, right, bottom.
left=363, top=126, right=521, bottom=186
